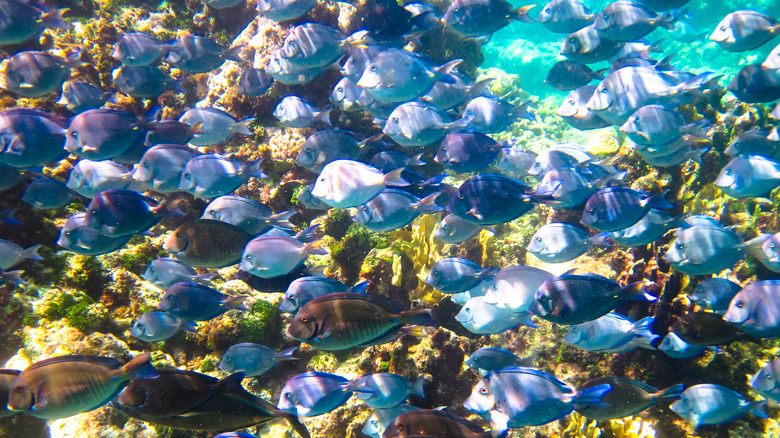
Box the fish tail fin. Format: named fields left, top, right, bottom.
left=643, top=189, right=674, bottom=210
left=433, top=59, right=463, bottom=77
left=224, top=295, right=248, bottom=311
left=179, top=320, right=198, bottom=333
left=769, top=127, right=779, bottom=141
left=269, top=210, right=298, bottom=229
left=243, top=157, right=267, bottom=179
left=1, top=208, right=20, bottom=225
left=684, top=120, right=711, bottom=139
left=303, top=239, right=328, bottom=256
left=21, top=244, right=44, bottom=261
left=620, top=282, right=656, bottom=302
left=657, top=8, right=686, bottom=30
left=401, top=325, right=425, bottom=337
left=489, top=411, right=510, bottom=438
left=415, top=192, right=444, bottom=214
left=42, top=8, right=70, bottom=29
left=686, top=147, right=708, bottom=164
left=318, top=106, right=333, bottom=126
left=188, top=121, right=206, bottom=135
left=479, top=267, right=500, bottom=282
left=670, top=72, right=711, bottom=98
left=511, top=4, right=535, bottom=23
left=121, top=352, right=158, bottom=380
left=469, top=78, right=495, bottom=97
left=629, top=316, right=658, bottom=341
left=593, top=67, right=609, bottom=80
left=232, top=117, right=256, bottom=135
left=153, top=198, right=186, bottom=218
left=572, top=383, right=611, bottom=405
left=223, top=45, right=245, bottom=63
left=588, top=232, right=612, bottom=248
left=748, top=400, right=768, bottom=418
left=402, top=308, right=436, bottom=326
left=285, top=414, right=312, bottom=438
left=514, top=100, right=536, bottom=121
left=348, top=280, right=369, bottom=293
left=0, top=270, right=25, bottom=285
left=516, top=312, right=537, bottom=328
left=193, top=272, right=218, bottom=284
left=383, top=167, right=410, bottom=187
left=412, top=375, right=425, bottom=398
left=652, top=383, right=684, bottom=403
left=274, top=346, right=298, bottom=362
left=294, top=224, right=321, bottom=242
left=406, top=152, right=426, bottom=167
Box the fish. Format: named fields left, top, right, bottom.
left=280, top=276, right=368, bottom=314
left=657, top=332, right=707, bottom=359
left=356, top=48, right=461, bottom=104
left=531, top=272, right=655, bottom=325
left=426, top=257, right=497, bottom=293
left=723, top=280, right=780, bottom=338
left=178, top=107, right=254, bottom=146
left=265, top=52, right=328, bottom=85
left=240, top=235, right=325, bottom=278
left=620, top=104, right=710, bottom=146
left=670, top=311, right=753, bottom=346
left=727, top=63, right=780, bottom=104
left=143, top=257, right=215, bottom=289
left=536, top=0, right=595, bottom=33
left=435, top=129, right=506, bottom=173
left=157, top=281, right=247, bottom=321
left=448, top=174, right=555, bottom=225
left=164, top=219, right=253, bottom=268
left=144, top=120, right=200, bottom=147
left=433, top=214, right=488, bottom=244
left=563, top=312, right=657, bottom=353
left=0, top=163, right=24, bottom=190
left=353, top=189, right=441, bottom=233
left=0, top=368, right=20, bottom=418
left=0, top=0, right=67, bottom=45
left=560, top=25, right=624, bottom=64
left=275, top=22, right=350, bottom=69
left=575, top=377, right=683, bottom=420
left=277, top=371, right=353, bottom=418
left=464, top=97, right=533, bottom=134
left=662, top=224, right=747, bottom=276
left=57, top=80, right=110, bottom=113
left=689, top=277, right=742, bottom=312
left=7, top=353, right=158, bottom=419
left=274, top=95, right=332, bottom=128
left=456, top=296, right=535, bottom=335
left=341, top=45, right=383, bottom=82
left=715, top=154, right=780, bottom=198
left=581, top=187, right=673, bottom=232
left=556, top=85, right=611, bottom=130
left=534, top=168, right=608, bottom=209
left=0, top=108, right=68, bottom=169
left=21, top=176, right=77, bottom=209
left=179, top=154, right=264, bottom=199
left=64, top=108, right=146, bottom=161
left=57, top=212, right=132, bottom=255
left=112, top=32, right=171, bottom=66
left=422, top=72, right=488, bottom=110
left=671, top=384, right=767, bottom=429
left=360, top=0, right=424, bottom=41
left=130, top=311, right=197, bottom=342
left=296, top=129, right=364, bottom=173
left=495, top=147, right=537, bottom=178
left=0, top=239, right=42, bottom=270
left=238, top=68, right=274, bottom=97
left=592, top=1, right=679, bottom=42
left=112, top=65, right=181, bottom=98
left=463, top=367, right=611, bottom=433
left=362, top=404, right=420, bottom=438
left=750, top=358, right=780, bottom=402
left=383, top=409, right=494, bottom=438
left=545, top=60, right=606, bottom=91
left=4, top=50, right=74, bottom=98
left=330, top=77, right=363, bottom=112
left=237, top=264, right=312, bottom=293
left=441, top=0, right=533, bottom=38
left=166, top=33, right=243, bottom=73
left=310, top=159, right=408, bottom=208
left=482, top=265, right=553, bottom=314
left=130, top=144, right=200, bottom=193
left=256, top=0, right=316, bottom=21
left=201, top=195, right=295, bottom=235
left=286, top=292, right=435, bottom=350
left=710, top=10, right=780, bottom=52
left=765, top=41, right=780, bottom=69
left=753, top=232, right=780, bottom=272
left=85, top=189, right=182, bottom=237
left=527, top=223, right=610, bottom=263
left=67, top=159, right=139, bottom=198
left=219, top=344, right=297, bottom=376
left=345, top=373, right=424, bottom=409
left=384, top=101, right=470, bottom=147
left=725, top=129, right=780, bottom=158
left=113, top=369, right=310, bottom=437
left=465, top=347, right=535, bottom=376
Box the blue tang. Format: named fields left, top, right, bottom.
left=57, top=81, right=110, bottom=113
left=563, top=313, right=657, bottom=353
left=715, top=154, right=780, bottom=198
left=112, top=32, right=171, bottom=66
left=353, top=189, right=442, bottom=233
left=536, top=0, right=595, bottom=33
left=240, top=235, right=326, bottom=278
left=67, top=159, right=138, bottom=198
left=143, top=257, right=216, bottom=289
left=750, top=359, right=780, bottom=402
left=0, top=108, right=67, bottom=169
left=280, top=276, right=368, bottom=314
left=310, top=159, right=408, bottom=209
left=22, top=176, right=77, bottom=209
left=689, top=277, right=742, bottom=312
left=4, top=50, right=75, bottom=97
left=84, top=189, right=182, bottom=237
left=723, top=280, right=780, bottom=338
left=201, top=195, right=295, bottom=235
left=165, top=33, right=243, bottom=73
left=663, top=224, right=746, bottom=276
left=527, top=223, right=610, bottom=263
left=130, top=311, right=196, bottom=342
left=448, top=174, right=555, bottom=225
left=465, top=347, right=535, bottom=376
left=130, top=144, right=199, bottom=193
left=157, top=281, right=247, bottom=321
left=657, top=332, right=707, bottom=359
left=346, top=373, right=424, bottom=409
left=178, top=107, right=254, bottom=146
left=219, top=344, right=297, bottom=377
left=179, top=154, right=265, bottom=199
left=277, top=372, right=353, bottom=419
left=671, top=384, right=767, bottom=429
left=57, top=213, right=131, bottom=255
left=482, top=265, right=553, bottom=314
left=581, top=187, right=673, bottom=232
left=425, top=257, right=497, bottom=293
left=64, top=108, right=146, bottom=161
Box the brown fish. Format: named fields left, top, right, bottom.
left=0, top=369, right=21, bottom=418
left=7, top=353, right=157, bottom=419
left=286, top=292, right=436, bottom=351
left=112, top=370, right=310, bottom=438
left=670, top=312, right=756, bottom=346
left=164, top=219, right=252, bottom=268
left=574, top=377, right=683, bottom=420
left=383, top=409, right=492, bottom=438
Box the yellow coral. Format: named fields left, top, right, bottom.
left=561, top=413, right=657, bottom=438
left=585, top=128, right=621, bottom=156
left=390, top=214, right=446, bottom=304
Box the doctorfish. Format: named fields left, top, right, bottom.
left=286, top=292, right=436, bottom=350
left=164, top=219, right=253, bottom=268
left=7, top=353, right=158, bottom=419
left=0, top=369, right=20, bottom=418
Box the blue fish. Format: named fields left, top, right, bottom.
left=750, top=359, right=780, bottom=402
left=710, top=11, right=780, bottom=52
left=425, top=257, right=497, bottom=293
left=273, top=95, right=332, bottom=128
left=64, top=108, right=146, bottom=161
left=383, top=101, right=469, bottom=147
left=84, top=189, right=182, bottom=237
left=296, top=129, right=364, bottom=173
left=607, top=209, right=676, bottom=247
left=441, top=0, right=532, bottom=37
left=527, top=223, right=610, bottom=263
left=620, top=104, right=710, bottom=146
left=482, top=265, right=553, bottom=314
left=130, top=144, right=199, bottom=193
left=238, top=68, right=274, bottom=97
left=330, top=77, right=363, bottom=112
left=592, top=1, right=679, bottom=42
left=280, top=276, right=368, bottom=314
left=310, top=160, right=408, bottom=209
left=0, top=163, right=23, bottom=190
left=581, top=187, right=673, bottom=232
left=557, top=85, right=611, bottom=130
left=57, top=213, right=131, bottom=255
left=277, top=372, right=353, bottom=419
left=157, top=281, right=247, bottom=321
left=353, top=189, right=442, bottom=233
left=563, top=313, right=657, bottom=353
left=464, top=97, right=533, bottom=134
left=663, top=224, right=746, bottom=276
left=256, top=0, right=316, bottom=21
left=725, top=129, right=780, bottom=158
left=22, top=176, right=77, bottom=209
left=657, top=332, right=707, bottom=359
left=435, top=129, right=506, bottom=173
left=362, top=404, right=420, bottom=438
left=67, top=159, right=140, bottom=198
left=112, top=65, right=181, bottom=98
left=201, top=195, right=295, bottom=235
left=456, top=296, right=535, bottom=335
left=432, top=214, right=487, bottom=244
left=143, top=257, right=216, bottom=289
left=112, top=32, right=171, bottom=66
left=276, top=22, right=346, bottom=69
left=130, top=311, right=196, bottom=342
left=240, top=235, right=326, bottom=278
left=0, top=0, right=67, bottom=45
left=465, top=347, right=535, bottom=376
left=715, top=154, right=780, bottom=198
left=671, top=384, right=767, bottom=429
left=178, top=107, right=254, bottom=146
left=447, top=175, right=555, bottom=225
left=4, top=50, right=75, bottom=97
left=689, top=278, right=742, bottom=312
left=495, top=147, right=538, bottom=179
left=0, top=108, right=67, bottom=169
left=165, top=34, right=243, bottom=73
left=0, top=239, right=42, bottom=270
left=219, top=344, right=297, bottom=377
left=723, top=280, right=780, bottom=338
left=536, top=0, right=595, bottom=33
left=346, top=373, right=424, bottom=409
left=57, top=81, right=110, bottom=113
left=179, top=154, right=265, bottom=199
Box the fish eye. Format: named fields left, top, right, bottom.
left=371, top=65, right=377, bottom=71
left=299, top=316, right=309, bottom=323
left=360, top=206, right=367, bottom=211
left=90, top=208, right=97, bottom=214
left=458, top=194, right=464, bottom=199
left=479, top=387, right=489, bottom=395
left=371, top=420, right=378, bottom=426
left=392, top=117, right=398, bottom=123
left=142, top=161, right=150, bottom=168
left=536, top=236, right=542, bottom=241
left=245, top=254, right=252, bottom=259
left=735, top=300, right=744, bottom=308
left=587, top=207, right=593, bottom=213
left=544, top=7, right=550, bottom=12
left=148, top=267, right=155, bottom=273
left=572, top=327, right=578, bottom=332
left=184, top=173, right=192, bottom=180
left=720, top=25, right=726, bottom=31
left=285, top=392, right=293, bottom=399
left=567, top=99, right=574, bottom=104
left=337, top=87, right=343, bottom=92
left=676, top=242, right=684, bottom=250
left=396, top=425, right=404, bottom=431
left=767, top=374, right=773, bottom=379
left=601, top=88, right=608, bottom=94
left=539, top=295, right=548, bottom=302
